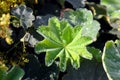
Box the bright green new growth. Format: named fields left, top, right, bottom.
left=35, top=15, right=100, bottom=71
left=102, top=40, right=120, bottom=80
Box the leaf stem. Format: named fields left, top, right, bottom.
left=6, top=41, right=20, bottom=53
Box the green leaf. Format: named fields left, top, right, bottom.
left=35, top=16, right=100, bottom=71
left=66, top=48, right=80, bottom=69
left=61, top=24, right=73, bottom=45
left=45, top=48, right=62, bottom=66
left=23, top=54, right=60, bottom=80
left=82, top=20, right=100, bottom=41
left=64, top=8, right=93, bottom=26
left=102, top=40, right=120, bottom=80
left=59, top=49, right=68, bottom=72
left=87, top=47, right=102, bottom=62
left=63, top=60, right=108, bottom=80
left=68, top=36, right=93, bottom=47
left=101, top=0, right=120, bottom=14
left=0, top=66, right=24, bottom=80
left=110, top=10, right=120, bottom=19
left=0, top=64, right=8, bottom=80
left=37, top=18, right=63, bottom=44
left=35, top=39, right=62, bottom=53
left=63, top=8, right=100, bottom=41
left=0, top=70, right=6, bottom=80
left=4, top=66, right=25, bottom=80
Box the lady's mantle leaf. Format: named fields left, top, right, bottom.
left=35, top=17, right=100, bottom=72
left=4, top=66, right=24, bottom=80
left=35, top=39, right=62, bottom=53
left=64, top=8, right=93, bottom=26
left=64, top=8, right=100, bottom=41
left=102, top=40, right=120, bottom=80
left=11, top=5, right=35, bottom=29
left=81, top=20, right=100, bottom=41
left=63, top=60, right=108, bottom=80
left=0, top=66, right=24, bottom=80
left=87, top=47, right=102, bottom=62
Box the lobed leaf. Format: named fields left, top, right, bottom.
left=102, top=40, right=120, bottom=80
left=63, top=60, right=108, bottom=80
left=11, top=5, right=35, bottom=29
left=35, top=10, right=100, bottom=71
left=82, top=20, right=100, bottom=41
left=64, top=8, right=93, bottom=26
left=87, top=47, right=102, bottom=62
left=35, top=39, right=62, bottom=53
left=64, top=8, right=100, bottom=41
left=45, top=49, right=62, bottom=67
left=59, top=49, right=68, bottom=72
